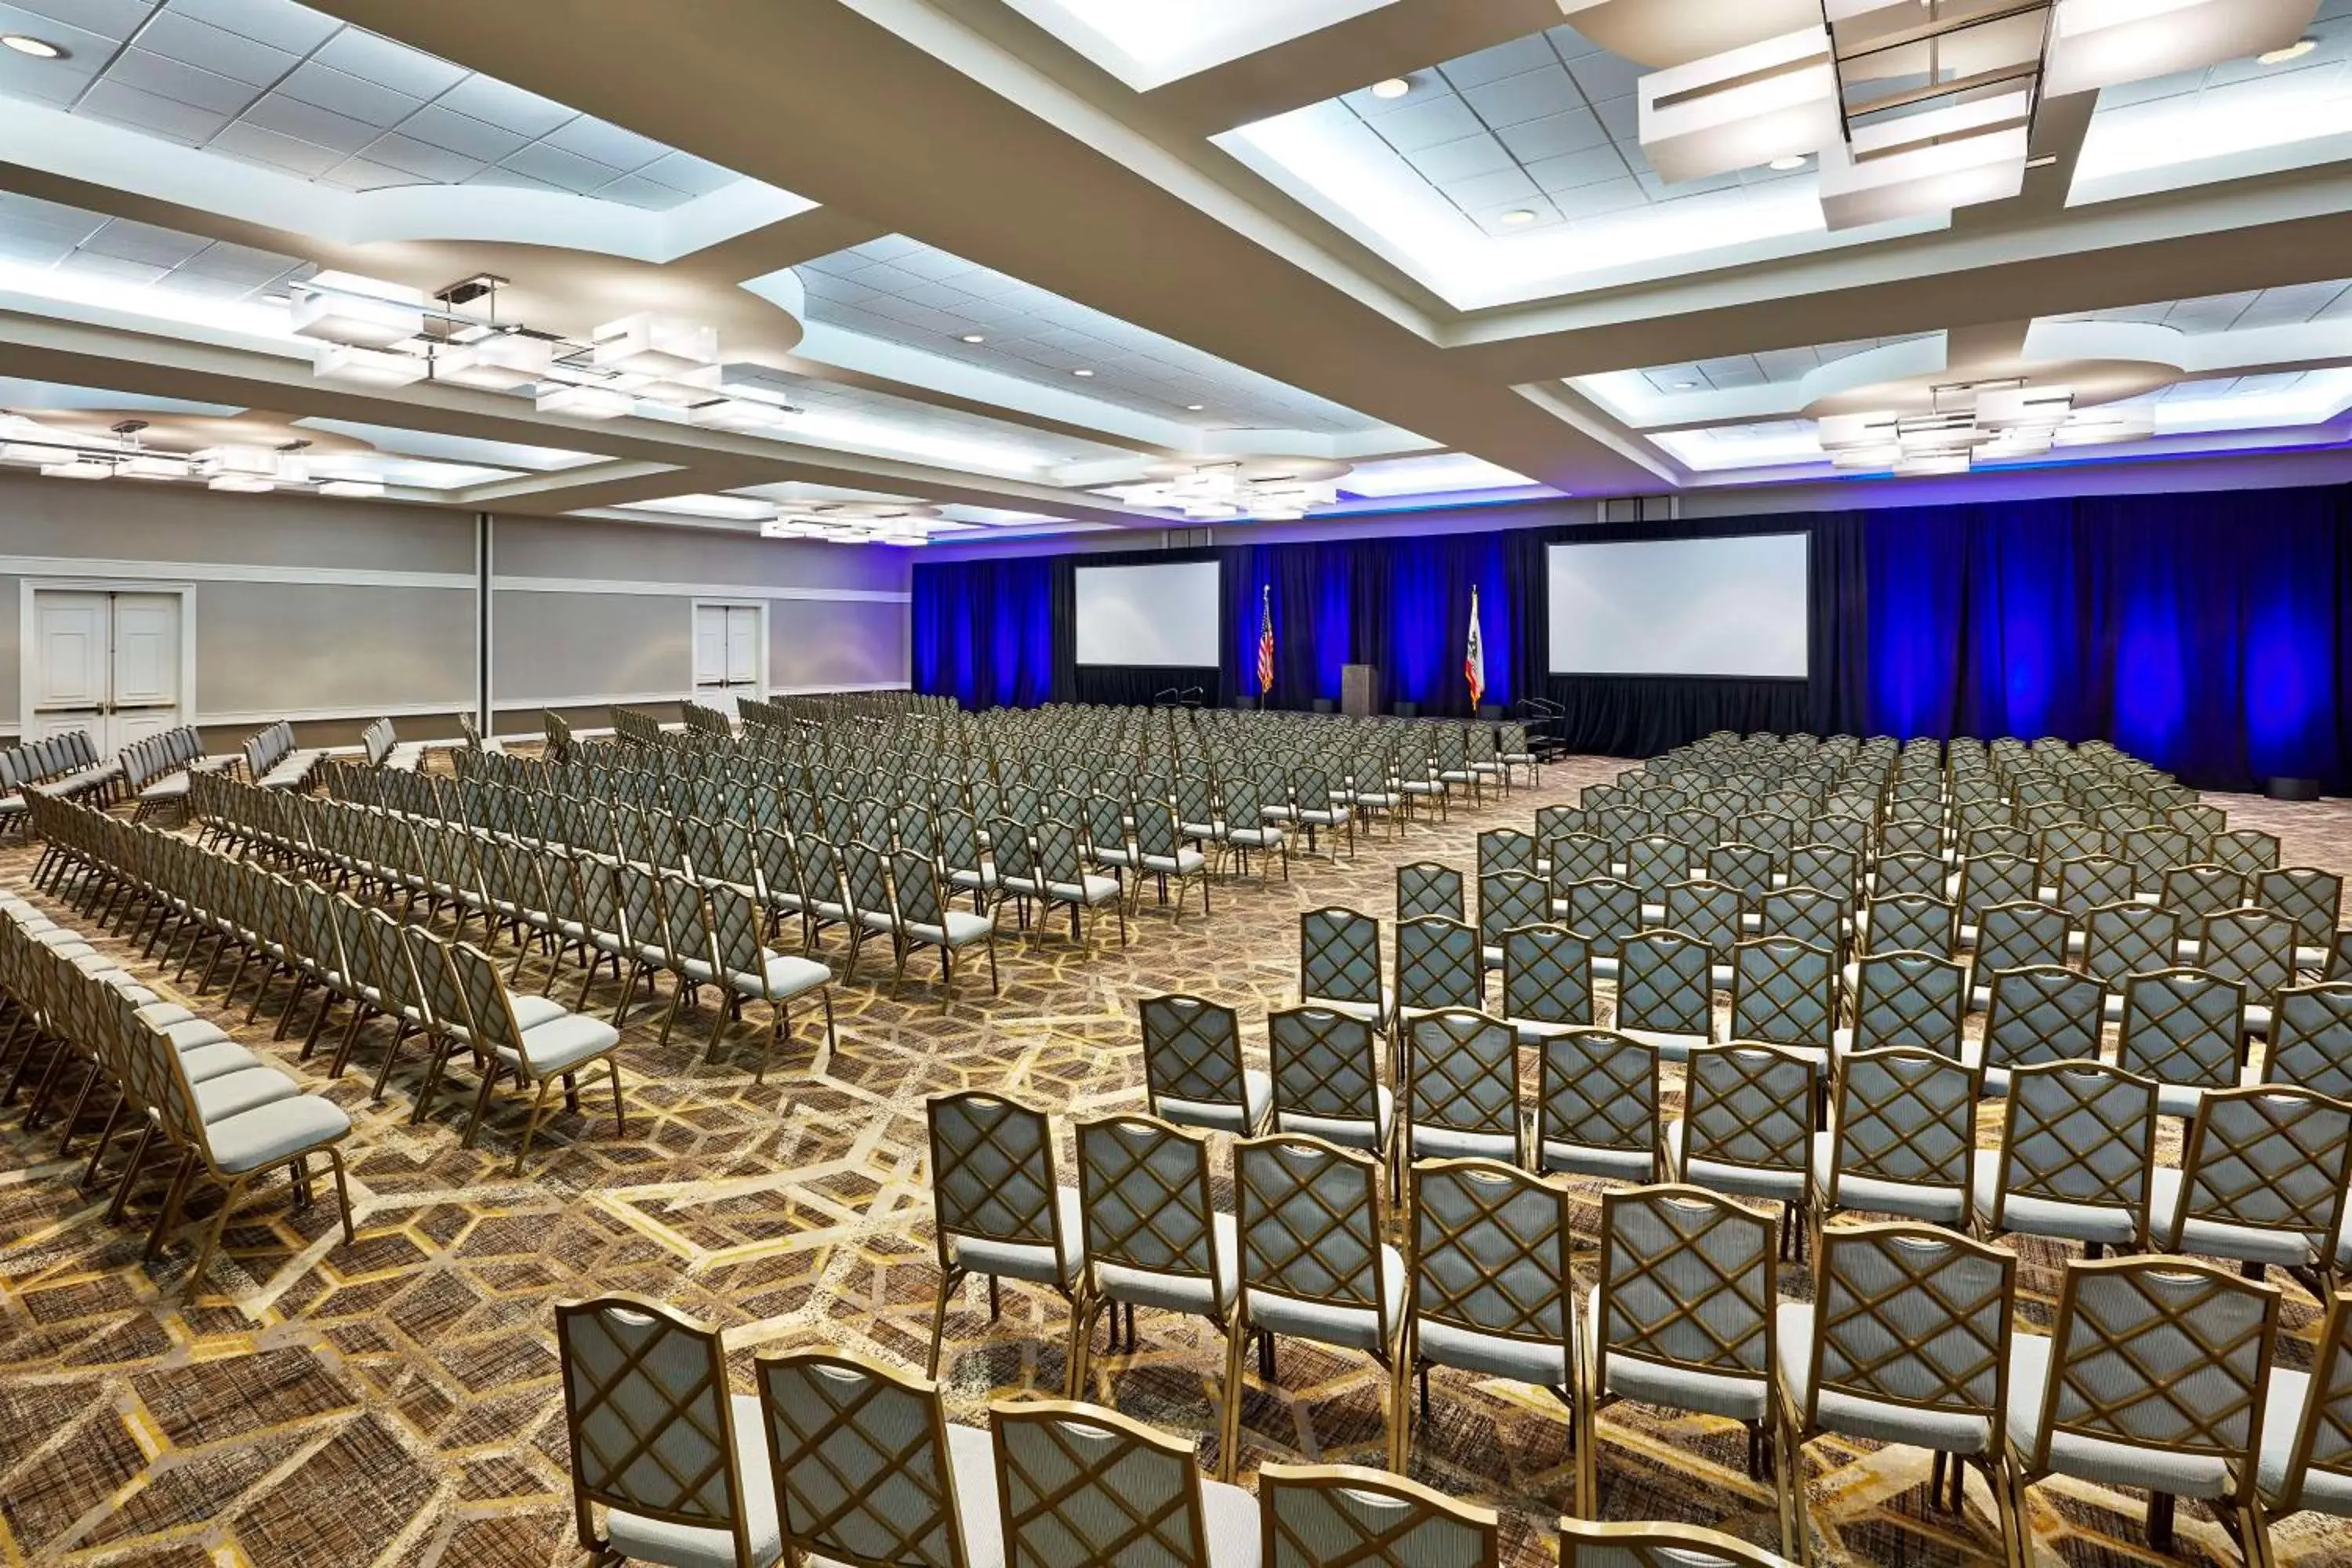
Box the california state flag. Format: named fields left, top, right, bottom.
left=1465, top=586, right=1486, bottom=708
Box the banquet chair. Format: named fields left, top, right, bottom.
left=1402, top=1008, right=1524, bottom=1181
left=1579, top=1184, right=1779, bottom=1512
left=924, top=1091, right=1084, bottom=1379
left=1665, top=1044, right=1818, bottom=1258
left=1812, top=1047, right=1980, bottom=1233
left=2150, top=1085, right=2352, bottom=1292
left=1563, top=877, right=1645, bottom=982
left=1267, top=1006, right=1390, bottom=1157
left=1260, top=1462, right=1497, bottom=1568
left=1776, top=1224, right=2020, bottom=1565
left=2006, top=1255, right=2281, bottom=1559
left=1751, top=887, right=1846, bottom=964
left=1393, top=1158, right=1575, bottom=1480
left=1141, top=993, right=1270, bottom=1136
left=2261, top=982, right=2352, bottom=1099
left=2257, top=1287, right=2352, bottom=1552
left=1729, top=936, right=1837, bottom=1069
left=755, top=1348, right=1000, bottom=1568
left=1134, top=799, right=1213, bottom=922
left=1534, top=1029, right=1657, bottom=1183
left=1298, top=907, right=1385, bottom=1027
left=1973, top=1059, right=2158, bottom=1255
left=892, top=850, right=1000, bottom=1004
left=2199, top=908, right=2297, bottom=1035
left=554, top=1294, right=781, bottom=1568
left=1613, top=928, right=1715, bottom=1061
left=1070, top=1113, right=1236, bottom=1397
left=1392, top=917, right=1483, bottom=1066
left=1033, top=818, right=1127, bottom=948
left=2116, top=967, right=2249, bottom=1119
left=1501, top=924, right=1595, bottom=1044
left=1397, top=862, right=1464, bottom=924
left=1221, top=1133, right=1402, bottom=1479
left=690, top=883, right=835, bottom=1080
left=1664, top=879, right=1743, bottom=989
left=1969, top=903, right=2071, bottom=1009
left=1477, top=870, right=1549, bottom=975
left=448, top=940, right=626, bottom=1174
left=1836, top=951, right=1966, bottom=1061
left=991, top=1399, right=1260, bottom=1566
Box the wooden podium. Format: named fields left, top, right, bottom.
left=1341, top=663, right=1378, bottom=719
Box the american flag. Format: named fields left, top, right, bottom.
left=1465, top=585, right=1486, bottom=708
left=1257, top=583, right=1276, bottom=696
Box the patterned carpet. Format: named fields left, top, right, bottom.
left=3, top=754, right=2351, bottom=1568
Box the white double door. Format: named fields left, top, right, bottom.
left=691, top=602, right=763, bottom=718
left=29, top=589, right=185, bottom=757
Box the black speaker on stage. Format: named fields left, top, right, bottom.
left=2266, top=777, right=2321, bottom=801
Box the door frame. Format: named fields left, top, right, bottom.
left=20, top=579, right=198, bottom=750
left=688, top=597, right=768, bottom=706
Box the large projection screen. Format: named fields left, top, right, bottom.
left=1074, top=561, right=1221, bottom=666
left=1547, top=535, right=1809, bottom=678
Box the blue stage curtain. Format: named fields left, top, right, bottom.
left=1858, top=486, right=2352, bottom=789
left=909, top=556, right=1054, bottom=709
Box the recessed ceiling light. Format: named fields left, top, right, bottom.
left=1500, top=209, right=1537, bottom=225
left=1185, top=404, right=1205, bottom=411
left=1370, top=78, right=1412, bottom=100
left=2259, top=38, right=2318, bottom=64
left=1073, top=368, right=1094, bottom=376
left=1672, top=380, right=1698, bottom=390
left=1768, top=154, right=1808, bottom=171
left=1, top=34, right=64, bottom=58
left=960, top=332, right=985, bottom=343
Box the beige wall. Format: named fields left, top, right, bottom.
left=0, top=474, right=911, bottom=744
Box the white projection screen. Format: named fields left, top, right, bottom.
left=1547, top=535, right=1810, bottom=678
left=1073, top=561, right=1221, bottom=666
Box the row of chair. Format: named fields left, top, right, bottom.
left=924, top=1089, right=2352, bottom=1565
left=557, top=1292, right=1793, bottom=1568
left=241, top=719, right=321, bottom=792
left=0, top=729, right=118, bottom=830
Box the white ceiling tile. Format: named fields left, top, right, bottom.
left=587, top=173, right=692, bottom=211
left=238, top=87, right=379, bottom=151
left=77, top=76, right=230, bottom=141
left=311, top=25, right=463, bottom=97
left=1544, top=21, right=1604, bottom=60
left=1407, top=131, right=1524, bottom=184
left=204, top=115, right=340, bottom=174
left=0, top=46, right=91, bottom=103
left=1461, top=66, right=1579, bottom=130
left=1494, top=107, right=1609, bottom=164
left=0, top=191, right=107, bottom=231
left=1549, top=176, right=1648, bottom=218
left=431, top=71, right=572, bottom=136
left=1566, top=50, right=1643, bottom=102
left=171, top=236, right=296, bottom=278
left=81, top=216, right=207, bottom=263
left=1436, top=33, right=1559, bottom=90
left=56, top=249, right=171, bottom=284
left=460, top=164, right=561, bottom=193
left=1590, top=93, right=1637, bottom=140
left=154, top=268, right=261, bottom=297
left=276, top=58, right=421, bottom=126
left=1640, top=168, right=1740, bottom=200
left=359, top=129, right=482, bottom=182
left=855, top=234, right=926, bottom=262
left=316, top=154, right=413, bottom=191
left=895, top=278, right=980, bottom=310
left=636, top=148, right=735, bottom=197
left=1525, top=143, right=1631, bottom=193
left=13, top=0, right=153, bottom=39
left=166, top=0, right=337, bottom=55
left=0, top=230, right=80, bottom=263
left=104, top=45, right=262, bottom=114
left=1444, top=166, right=1541, bottom=207
left=1367, top=93, right=1483, bottom=152
left=497, top=140, right=620, bottom=194
left=132, top=9, right=295, bottom=83
left=539, top=113, right=667, bottom=172
left=844, top=259, right=927, bottom=294
left=891, top=247, right=981, bottom=283
left=393, top=100, right=525, bottom=162
left=0, top=0, right=131, bottom=58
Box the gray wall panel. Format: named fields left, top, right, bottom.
left=492, top=590, right=691, bottom=706
left=196, top=583, right=474, bottom=717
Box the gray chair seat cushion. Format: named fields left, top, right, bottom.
left=855, top=909, right=899, bottom=935
left=497, top=1013, right=622, bottom=1077
left=1228, top=826, right=1285, bottom=848
left=1044, top=875, right=1122, bottom=905
left=1139, top=849, right=1207, bottom=876
left=1094, top=1211, right=1238, bottom=1317
left=1416, top=1319, right=1570, bottom=1388
left=2147, top=1167, right=2328, bottom=1269
left=1811, top=1132, right=1969, bottom=1225
left=1247, top=1243, right=1404, bottom=1354
left=1777, top=1303, right=1993, bottom=1454
left=1408, top=1124, right=1518, bottom=1162
left=2005, top=1330, right=2233, bottom=1496
left=604, top=1392, right=782, bottom=1568
left=177, top=1040, right=269, bottom=1083
left=1541, top=1140, right=1656, bottom=1183
left=906, top=911, right=994, bottom=947
left=1159, top=1069, right=1272, bottom=1136
left=1584, top=1283, right=1768, bottom=1422
left=1087, top=846, right=1138, bottom=869
left=1971, top=1160, right=2142, bottom=1247
left=1303, top=993, right=1385, bottom=1025
left=2258, top=1367, right=2352, bottom=1515
left=1664, top=1119, right=1807, bottom=1203
left=194, top=1065, right=303, bottom=1124
left=684, top=952, right=830, bottom=1002
left=205, top=1094, right=352, bottom=1174
left=951, top=1185, right=1083, bottom=1288
left=507, top=993, right=568, bottom=1032
left=1275, top=1085, right=1394, bottom=1152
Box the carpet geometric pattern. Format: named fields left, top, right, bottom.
left=3, top=753, right=2350, bottom=1567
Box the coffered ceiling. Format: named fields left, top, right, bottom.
left=0, top=0, right=2346, bottom=541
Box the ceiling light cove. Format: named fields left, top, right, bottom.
left=1111, top=457, right=1352, bottom=521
